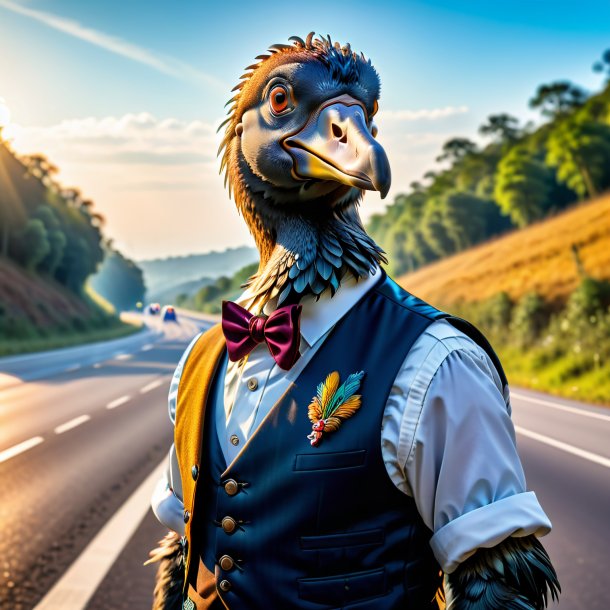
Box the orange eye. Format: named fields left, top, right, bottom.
left=371, top=100, right=379, bottom=118
left=269, top=85, right=289, bottom=114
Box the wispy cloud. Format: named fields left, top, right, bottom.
left=0, top=0, right=226, bottom=91
left=378, top=106, right=469, bottom=121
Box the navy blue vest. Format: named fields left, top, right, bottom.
left=187, top=274, right=506, bottom=609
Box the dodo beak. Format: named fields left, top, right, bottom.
left=283, top=95, right=391, bottom=199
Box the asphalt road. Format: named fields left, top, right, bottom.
left=0, top=313, right=211, bottom=610
left=1, top=317, right=608, bottom=609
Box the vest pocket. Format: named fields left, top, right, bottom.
left=294, top=449, right=366, bottom=471
left=300, top=528, right=384, bottom=550
left=297, top=567, right=387, bottom=606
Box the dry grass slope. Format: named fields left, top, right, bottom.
left=398, top=194, right=610, bottom=307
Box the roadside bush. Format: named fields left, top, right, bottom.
left=510, top=292, right=549, bottom=346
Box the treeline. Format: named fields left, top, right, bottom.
left=0, top=147, right=106, bottom=292
left=368, top=49, right=610, bottom=276
left=0, top=139, right=145, bottom=307
left=0, top=133, right=146, bottom=352
left=177, top=263, right=258, bottom=313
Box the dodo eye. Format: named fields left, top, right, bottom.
left=371, top=100, right=379, bottom=118
left=269, top=85, right=290, bottom=115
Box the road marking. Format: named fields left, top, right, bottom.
left=515, top=425, right=610, bottom=469
left=140, top=378, right=164, bottom=394
left=106, top=395, right=130, bottom=410
left=54, top=415, right=91, bottom=435
left=0, top=436, right=44, bottom=464
left=141, top=344, right=154, bottom=351
left=32, top=460, right=165, bottom=610
left=92, top=363, right=103, bottom=369
left=65, top=364, right=81, bottom=373
left=511, top=391, right=610, bottom=423
left=114, top=353, right=132, bottom=361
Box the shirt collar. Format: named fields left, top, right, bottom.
left=239, top=266, right=383, bottom=349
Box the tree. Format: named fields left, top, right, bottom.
left=592, top=48, right=610, bottom=80
left=436, top=138, right=478, bottom=163
left=14, top=219, right=50, bottom=271
left=529, top=81, right=587, bottom=118
left=441, top=191, right=490, bottom=250
left=546, top=116, right=610, bottom=198
left=479, top=114, right=521, bottom=142
left=494, top=146, right=552, bottom=227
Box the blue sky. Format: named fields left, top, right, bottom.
left=1, top=0, right=608, bottom=259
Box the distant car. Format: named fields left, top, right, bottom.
left=162, top=305, right=177, bottom=322
left=148, top=302, right=161, bottom=315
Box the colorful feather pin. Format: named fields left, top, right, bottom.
left=307, top=371, right=365, bottom=446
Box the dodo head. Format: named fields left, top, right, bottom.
left=220, top=34, right=390, bottom=209
left=219, top=34, right=389, bottom=304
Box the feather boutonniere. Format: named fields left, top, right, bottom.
left=307, top=371, right=365, bottom=446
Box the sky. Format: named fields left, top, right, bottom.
left=0, top=0, right=609, bottom=260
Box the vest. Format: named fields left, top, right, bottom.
left=174, top=274, right=507, bottom=610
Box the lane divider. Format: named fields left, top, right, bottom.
left=511, top=391, right=610, bottom=423
left=0, top=377, right=169, bottom=465
left=0, top=436, right=44, bottom=464
left=114, top=354, right=132, bottom=361
left=140, top=379, right=164, bottom=394
left=106, top=395, right=131, bottom=410
left=54, top=415, right=91, bottom=435
left=515, top=425, right=610, bottom=469
left=141, top=344, right=154, bottom=352
left=32, top=460, right=166, bottom=610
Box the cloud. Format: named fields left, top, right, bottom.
left=0, top=0, right=226, bottom=91
left=378, top=106, right=469, bottom=121
left=8, top=113, right=220, bottom=165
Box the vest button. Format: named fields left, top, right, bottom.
left=247, top=377, right=258, bottom=391
left=224, top=479, right=239, bottom=496
left=230, top=434, right=240, bottom=446
left=221, top=516, right=237, bottom=534
left=219, top=579, right=232, bottom=592
left=219, top=555, right=235, bottom=571
left=191, top=465, right=199, bottom=481
left=183, top=510, right=190, bottom=524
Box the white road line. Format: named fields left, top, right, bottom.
left=0, top=436, right=44, bottom=464
left=54, top=415, right=91, bottom=435
left=511, top=391, right=610, bottom=423
left=92, top=363, right=103, bottom=369
left=515, top=425, right=610, bottom=469
left=32, top=460, right=165, bottom=610
left=114, top=353, right=132, bottom=361
left=106, top=395, right=130, bottom=410
left=65, top=364, right=81, bottom=373
left=140, top=378, right=164, bottom=394
left=141, top=344, right=154, bottom=352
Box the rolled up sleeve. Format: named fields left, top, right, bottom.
left=383, top=322, right=552, bottom=574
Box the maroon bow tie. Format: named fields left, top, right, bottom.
left=221, top=301, right=302, bottom=370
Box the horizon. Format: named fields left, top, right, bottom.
left=1, top=0, right=609, bottom=260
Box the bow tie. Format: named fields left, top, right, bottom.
left=221, top=301, right=302, bottom=370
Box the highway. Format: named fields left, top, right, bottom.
left=0, top=316, right=608, bottom=609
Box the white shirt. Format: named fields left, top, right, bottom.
left=151, top=269, right=551, bottom=574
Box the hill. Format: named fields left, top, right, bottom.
left=397, top=194, right=610, bottom=308
left=139, top=246, right=258, bottom=302
left=0, top=258, right=138, bottom=355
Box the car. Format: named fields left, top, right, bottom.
left=162, top=305, right=177, bottom=322
left=148, top=302, right=161, bottom=315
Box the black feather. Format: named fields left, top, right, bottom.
left=445, top=535, right=560, bottom=610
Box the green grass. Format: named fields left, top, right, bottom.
left=0, top=319, right=142, bottom=357
left=496, top=343, right=610, bottom=405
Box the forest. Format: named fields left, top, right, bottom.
left=368, top=49, right=610, bottom=276
left=0, top=134, right=145, bottom=353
